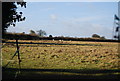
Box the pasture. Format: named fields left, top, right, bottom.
left=2, top=40, right=120, bottom=79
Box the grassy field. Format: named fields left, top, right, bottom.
left=2, top=40, right=120, bottom=79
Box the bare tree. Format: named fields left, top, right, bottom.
left=37, top=29, right=47, bottom=37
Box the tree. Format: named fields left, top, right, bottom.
left=37, top=30, right=47, bottom=37
left=92, top=34, right=100, bottom=38
left=29, top=30, right=36, bottom=35
left=49, top=35, right=53, bottom=38
left=2, top=2, right=26, bottom=34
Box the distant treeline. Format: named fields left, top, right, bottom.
left=2, top=33, right=119, bottom=42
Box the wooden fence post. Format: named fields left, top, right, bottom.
left=15, top=38, right=21, bottom=72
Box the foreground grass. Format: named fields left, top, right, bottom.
left=2, top=40, right=120, bottom=79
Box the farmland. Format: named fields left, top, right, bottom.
left=2, top=40, right=120, bottom=79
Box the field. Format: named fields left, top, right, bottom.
left=2, top=40, right=120, bottom=79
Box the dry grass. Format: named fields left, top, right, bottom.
left=2, top=40, right=120, bottom=70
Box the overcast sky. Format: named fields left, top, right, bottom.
left=7, top=2, right=118, bottom=39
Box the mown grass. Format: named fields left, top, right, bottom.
left=2, top=40, right=120, bottom=79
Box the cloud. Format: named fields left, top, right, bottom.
left=60, top=16, right=104, bottom=28
left=60, top=17, right=112, bottom=38
left=90, top=24, right=112, bottom=38
left=50, top=14, right=57, bottom=21
left=72, top=17, right=97, bottom=23
left=43, top=7, right=55, bottom=11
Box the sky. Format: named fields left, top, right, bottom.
left=24, top=0, right=119, bottom=2
left=7, top=2, right=118, bottom=39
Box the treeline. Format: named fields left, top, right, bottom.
left=2, top=33, right=119, bottom=42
